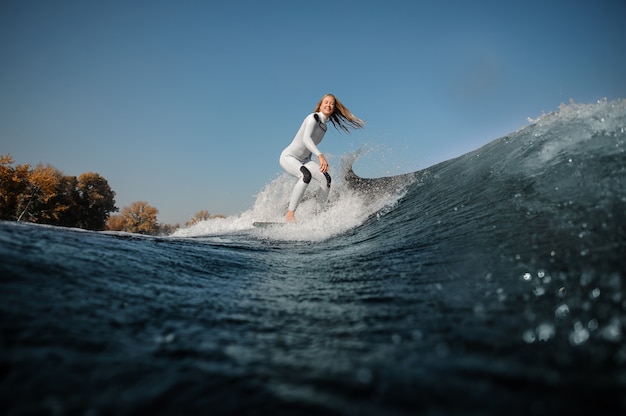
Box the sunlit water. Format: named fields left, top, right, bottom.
left=1, top=99, right=625, bottom=415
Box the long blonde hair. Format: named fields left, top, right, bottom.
left=314, top=94, right=365, bottom=134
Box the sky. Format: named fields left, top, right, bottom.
left=1, top=0, right=625, bottom=225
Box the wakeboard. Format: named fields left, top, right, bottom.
left=252, top=221, right=286, bottom=228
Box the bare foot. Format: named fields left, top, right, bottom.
left=285, top=211, right=296, bottom=223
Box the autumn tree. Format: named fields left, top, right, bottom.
left=17, top=164, right=63, bottom=223
left=185, top=210, right=210, bottom=226
left=106, top=214, right=126, bottom=232
left=107, top=201, right=159, bottom=235
left=184, top=210, right=225, bottom=227
left=159, top=223, right=180, bottom=235
left=0, top=154, right=117, bottom=229
left=0, top=154, right=30, bottom=220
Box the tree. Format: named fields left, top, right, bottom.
left=185, top=210, right=211, bottom=226
left=17, top=164, right=62, bottom=223
left=0, top=154, right=30, bottom=220
left=53, top=175, right=80, bottom=227
left=0, top=154, right=117, bottom=229
left=185, top=210, right=226, bottom=227
left=107, top=201, right=159, bottom=235
left=158, top=223, right=180, bottom=235
left=106, top=214, right=126, bottom=232
left=75, top=172, right=117, bottom=230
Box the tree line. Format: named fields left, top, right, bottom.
left=0, top=154, right=223, bottom=234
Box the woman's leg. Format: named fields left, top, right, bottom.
left=280, top=154, right=310, bottom=217
left=304, top=160, right=331, bottom=204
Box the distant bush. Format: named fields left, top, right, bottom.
left=106, top=201, right=159, bottom=235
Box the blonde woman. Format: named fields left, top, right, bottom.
left=279, top=94, right=365, bottom=222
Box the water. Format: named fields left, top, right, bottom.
left=1, top=99, right=625, bottom=415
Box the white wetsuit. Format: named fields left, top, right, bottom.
left=280, top=112, right=331, bottom=212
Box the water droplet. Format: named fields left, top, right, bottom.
left=601, top=319, right=622, bottom=342
left=555, top=304, right=570, bottom=319
left=532, top=286, right=546, bottom=296
left=537, top=270, right=545, bottom=278
left=580, top=271, right=594, bottom=286
left=557, top=287, right=567, bottom=297
left=522, top=329, right=536, bottom=343
left=536, top=323, right=555, bottom=341
left=522, top=273, right=532, bottom=281
left=569, top=322, right=589, bottom=345
left=590, top=287, right=601, bottom=299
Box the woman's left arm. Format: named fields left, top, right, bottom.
left=301, top=115, right=323, bottom=157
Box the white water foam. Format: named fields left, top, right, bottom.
left=528, top=98, right=626, bottom=165
left=172, top=152, right=410, bottom=242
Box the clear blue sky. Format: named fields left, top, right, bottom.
left=1, top=0, right=625, bottom=225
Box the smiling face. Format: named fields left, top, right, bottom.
left=319, top=95, right=336, bottom=117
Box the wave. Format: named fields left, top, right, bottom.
left=175, top=99, right=625, bottom=248
left=172, top=149, right=417, bottom=242
left=176, top=98, right=626, bottom=352
left=2, top=98, right=625, bottom=415
left=344, top=98, right=626, bottom=351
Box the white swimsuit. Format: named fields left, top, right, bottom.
left=280, top=112, right=331, bottom=212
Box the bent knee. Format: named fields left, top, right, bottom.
left=300, top=166, right=312, bottom=184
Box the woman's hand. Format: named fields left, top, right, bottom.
left=318, top=154, right=328, bottom=173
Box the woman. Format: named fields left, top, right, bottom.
left=279, top=94, right=365, bottom=222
